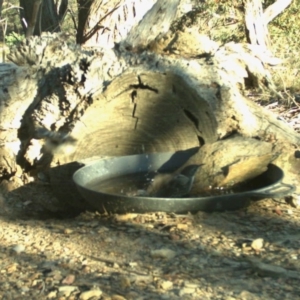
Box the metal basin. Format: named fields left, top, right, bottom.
left=73, top=151, right=295, bottom=214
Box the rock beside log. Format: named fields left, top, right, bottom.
left=188, top=135, right=278, bottom=192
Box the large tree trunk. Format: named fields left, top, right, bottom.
left=2, top=1, right=299, bottom=212
left=19, top=0, right=67, bottom=36
left=0, top=0, right=3, bottom=18
left=76, top=0, right=156, bottom=47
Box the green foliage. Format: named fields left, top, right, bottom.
left=202, top=0, right=300, bottom=91
left=265, top=1, right=300, bottom=91
left=5, top=31, right=24, bottom=46
left=268, top=1, right=300, bottom=46
left=173, top=0, right=245, bottom=44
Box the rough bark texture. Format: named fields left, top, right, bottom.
left=123, top=0, right=179, bottom=50
left=244, top=0, right=271, bottom=52
left=77, top=0, right=156, bottom=47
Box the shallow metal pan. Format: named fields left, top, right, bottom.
left=73, top=151, right=295, bottom=214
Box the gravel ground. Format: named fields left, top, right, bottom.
left=1, top=99, right=300, bottom=300
left=1, top=181, right=300, bottom=300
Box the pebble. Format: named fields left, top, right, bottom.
left=79, top=289, right=102, bottom=300
left=111, top=295, right=126, bottom=300
left=177, top=223, right=189, bottom=231
left=115, top=214, right=138, bottom=221
left=128, top=261, right=138, bottom=268
left=178, top=286, right=196, bottom=296
left=160, top=280, right=173, bottom=290
left=20, top=287, right=30, bottom=293
left=119, top=275, right=131, bottom=288
left=47, top=290, right=58, bottom=299
left=62, top=274, right=76, bottom=284
left=238, top=290, right=258, bottom=300
left=150, top=248, right=177, bottom=259
left=251, top=238, right=264, bottom=251
left=184, top=281, right=198, bottom=289
left=12, top=244, right=25, bottom=254
left=58, top=285, right=79, bottom=297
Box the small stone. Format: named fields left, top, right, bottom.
left=177, top=223, right=189, bottom=231
left=20, top=287, right=30, bottom=293
left=178, top=287, right=195, bottom=296
left=62, top=274, right=76, bottom=285
left=81, top=266, right=91, bottom=273
left=274, top=206, right=282, bottom=215
left=115, top=214, right=138, bottom=221
left=119, top=275, right=131, bottom=288
left=64, top=229, right=73, bottom=234
left=169, top=233, right=180, bottom=241
left=184, top=281, right=198, bottom=289
left=238, top=290, right=257, bottom=300
left=6, top=263, right=18, bottom=273
left=79, top=289, right=102, bottom=300
left=12, top=244, right=25, bottom=254
left=47, top=290, right=58, bottom=299
left=111, top=295, right=126, bottom=300
left=150, top=249, right=177, bottom=259
left=125, top=291, right=140, bottom=300
left=251, top=238, right=264, bottom=251
left=58, top=286, right=79, bottom=297
left=87, top=221, right=99, bottom=228
left=48, top=269, right=63, bottom=281
left=290, top=254, right=298, bottom=260
left=160, top=280, right=173, bottom=290
left=128, top=262, right=138, bottom=268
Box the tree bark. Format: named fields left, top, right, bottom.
left=25, top=0, right=42, bottom=38
left=244, top=0, right=271, bottom=51
left=19, top=0, right=63, bottom=36
left=0, top=0, right=3, bottom=18
left=264, top=0, right=293, bottom=24
left=76, top=0, right=156, bottom=47
left=55, top=0, right=68, bottom=20
left=76, top=0, right=93, bottom=44
left=123, top=0, right=179, bottom=51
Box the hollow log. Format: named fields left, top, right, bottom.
left=1, top=25, right=299, bottom=211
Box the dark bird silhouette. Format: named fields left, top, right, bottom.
left=146, top=164, right=202, bottom=198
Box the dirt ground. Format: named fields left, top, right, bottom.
left=0, top=101, right=300, bottom=300
left=0, top=78, right=300, bottom=300
left=1, top=143, right=300, bottom=300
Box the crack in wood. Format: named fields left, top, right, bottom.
left=197, top=136, right=205, bottom=146
left=129, top=75, right=159, bottom=93
left=183, top=109, right=199, bottom=128
left=130, top=90, right=139, bottom=130
left=132, top=103, right=139, bottom=130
